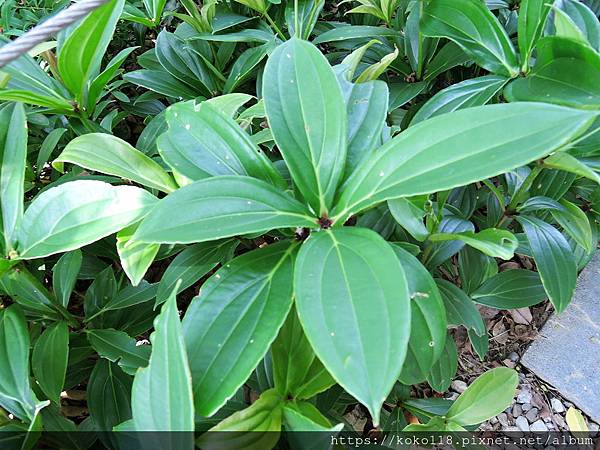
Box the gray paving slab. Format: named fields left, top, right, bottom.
left=521, top=252, right=600, bottom=422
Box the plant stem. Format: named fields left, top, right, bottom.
left=264, top=12, right=286, bottom=40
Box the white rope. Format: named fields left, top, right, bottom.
left=0, top=0, right=110, bottom=68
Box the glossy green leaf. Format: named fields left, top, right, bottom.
left=518, top=0, right=552, bottom=68
left=16, top=181, right=157, bottom=259
left=0, top=102, right=27, bottom=253
left=0, top=305, right=40, bottom=421
left=283, top=402, right=343, bottom=449
left=551, top=199, right=594, bottom=253
left=144, top=0, right=167, bottom=23
left=558, top=0, right=600, bottom=51
left=57, top=0, right=125, bottom=102
left=156, top=239, right=237, bottom=307
left=517, top=216, right=577, bottom=313
left=87, top=329, right=150, bottom=375
left=123, top=69, right=198, bottom=99
left=392, top=245, right=447, bottom=385
left=388, top=197, right=429, bottom=241
left=543, top=152, right=600, bottom=184
left=436, top=279, right=485, bottom=337
left=458, top=246, right=498, bottom=295
left=52, top=250, right=82, bottom=308
left=294, top=228, right=411, bottom=425
left=428, top=228, right=518, bottom=260
left=159, top=101, right=285, bottom=187
left=87, top=360, right=132, bottom=434
left=263, top=38, right=347, bottom=216
left=446, top=367, right=518, bottom=425
left=131, top=285, right=194, bottom=444
left=134, top=176, right=315, bottom=244
left=471, top=269, right=546, bottom=308
left=56, top=133, right=177, bottom=193
left=313, top=26, right=400, bottom=44
left=116, top=223, right=160, bottom=286
left=32, top=322, right=69, bottom=404
left=421, top=0, right=519, bottom=77
left=196, top=389, right=282, bottom=450
left=271, top=307, right=335, bottom=400
left=427, top=333, right=458, bottom=393
left=411, top=75, right=508, bottom=124
left=332, top=103, right=596, bottom=222
left=182, top=241, right=296, bottom=417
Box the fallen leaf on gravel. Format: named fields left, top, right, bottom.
left=510, top=307, right=533, bottom=325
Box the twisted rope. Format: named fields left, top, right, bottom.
left=0, top=0, right=110, bottom=68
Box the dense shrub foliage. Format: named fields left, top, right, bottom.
left=0, top=0, right=599, bottom=448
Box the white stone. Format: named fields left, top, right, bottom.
left=530, top=420, right=548, bottom=432
left=516, top=416, right=530, bottom=432
left=551, top=398, right=565, bottom=413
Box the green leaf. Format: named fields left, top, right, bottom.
left=271, top=306, right=335, bottom=400
left=446, top=367, right=518, bottom=425
left=133, top=176, right=315, bottom=244
left=294, top=227, right=411, bottom=425
left=131, top=285, right=194, bottom=443
left=332, top=103, right=596, bottom=222
left=16, top=180, right=157, bottom=259
left=428, top=228, right=519, bottom=260
left=224, top=44, right=270, bottom=94
left=518, top=0, right=552, bottom=69
left=551, top=199, right=594, bottom=253
left=123, top=69, right=198, bottom=99
left=427, top=333, right=458, bottom=393
left=558, top=0, right=600, bottom=51
left=87, top=47, right=138, bottom=112
left=57, top=0, right=125, bottom=103
left=52, top=250, right=82, bottom=308
left=144, top=0, right=167, bottom=23
left=471, top=269, right=546, bottom=309
left=436, top=279, right=485, bottom=337
left=283, top=402, right=343, bottom=449
left=388, top=197, right=429, bottom=241
left=517, top=216, right=577, bottom=313
left=458, top=246, right=498, bottom=295
left=159, top=101, right=285, bottom=188
left=156, top=239, right=237, bottom=307
left=32, top=322, right=69, bottom=404
left=392, top=245, right=447, bottom=385
left=87, top=360, right=132, bottom=434
left=0, top=103, right=27, bottom=253
left=182, top=241, right=296, bottom=417
left=56, top=133, right=177, bottom=193
left=87, top=329, right=150, bottom=375
left=116, top=223, right=160, bottom=286
left=313, top=26, right=400, bottom=44
left=543, top=152, right=600, bottom=185
left=411, top=75, right=508, bottom=124
left=505, top=36, right=600, bottom=109
left=0, top=305, right=40, bottom=421
left=196, top=389, right=282, bottom=450
left=421, top=0, right=519, bottom=77
left=263, top=38, right=347, bottom=216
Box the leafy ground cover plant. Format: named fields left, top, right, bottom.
left=0, top=0, right=599, bottom=448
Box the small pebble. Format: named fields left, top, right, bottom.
left=516, top=416, right=530, bottom=432
left=451, top=380, right=467, bottom=393
left=502, top=426, right=520, bottom=432
left=530, top=419, right=548, bottom=432
left=522, top=403, right=532, bottom=412
left=525, top=407, right=539, bottom=423
left=508, top=351, right=519, bottom=362
left=517, top=389, right=533, bottom=404
left=550, top=398, right=565, bottom=413
left=512, top=404, right=522, bottom=417
left=498, top=413, right=509, bottom=427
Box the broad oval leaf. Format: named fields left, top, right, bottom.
left=428, top=228, right=519, bottom=260
left=155, top=239, right=237, bottom=307
left=52, top=250, right=82, bottom=308
left=131, top=286, right=194, bottom=443
left=427, top=333, right=458, bottom=393
left=471, top=269, right=546, bottom=309
left=57, top=0, right=125, bottom=102
left=16, top=180, right=157, bottom=259
left=158, top=101, right=285, bottom=188
left=0, top=305, right=39, bottom=421
left=0, top=103, right=27, bottom=253
left=32, top=322, right=69, bottom=404
left=411, top=75, right=508, bottom=124
left=87, top=329, right=150, bottom=376
left=421, top=0, right=519, bottom=77
left=133, top=176, right=315, bottom=244
left=446, top=367, right=518, bottom=425
left=436, top=279, right=485, bottom=337
left=392, top=245, right=447, bottom=385
left=517, top=216, right=577, bottom=313
left=294, top=227, right=411, bottom=426
left=332, top=103, right=596, bottom=222
left=196, top=389, right=282, bottom=450
left=116, top=223, right=160, bottom=286
left=56, top=133, right=177, bottom=193
left=263, top=37, right=347, bottom=216
left=271, top=306, right=335, bottom=400
left=182, top=241, right=296, bottom=417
